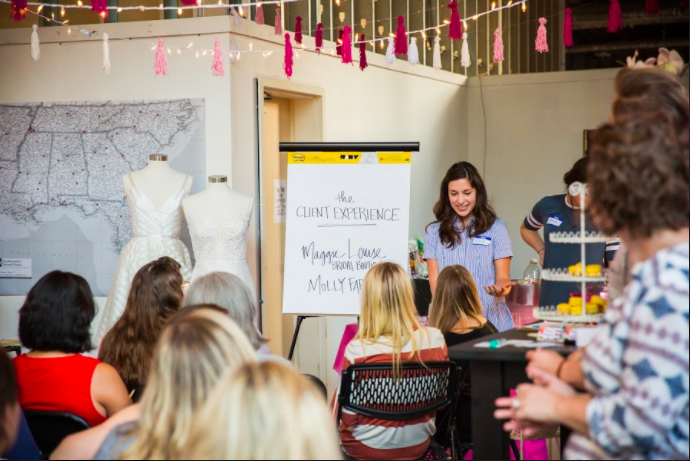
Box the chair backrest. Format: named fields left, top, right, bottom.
left=24, top=410, right=91, bottom=458
left=338, top=361, right=460, bottom=422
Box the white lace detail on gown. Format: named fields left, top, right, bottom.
left=189, top=212, right=255, bottom=299
left=94, top=174, right=192, bottom=349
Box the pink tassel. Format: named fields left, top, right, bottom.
left=284, top=33, right=293, bottom=79
left=645, top=0, right=660, bottom=15
left=563, top=7, right=574, bottom=47
left=493, top=29, right=504, bottom=63
left=295, top=16, right=303, bottom=44
left=607, top=0, right=622, bottom=33
left=535, top=17, right=549, bottom=53
left=341, top=25, right=353, bottom=64
left=359, top=34, right=368, bottom=71
left=274, top=6, right=282, bottom=36
left=255, top=3, right=264, bottom=25
left=154, top=38, right=168, bottom=77
left=315, top=23, right=324, bottom=53
left=11, top=0, right=27, bottom=21
left=448, top=1, right=462, bottom=41
left=180, top=0, right=195, bottom=5
left=212, top=38, right=224, bottom=77
left=337, top=29, right=343, bottom=56
left=394, top=16, right=407, bottom=55
left=91, top=0, right=107, bottom=17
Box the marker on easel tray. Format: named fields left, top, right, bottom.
left=489, top=339, right=506, bottom=349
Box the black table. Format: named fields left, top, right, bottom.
left=447, top=328, right=576, bottom=460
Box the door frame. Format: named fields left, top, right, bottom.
left=254, top=77, right=324, bottom=354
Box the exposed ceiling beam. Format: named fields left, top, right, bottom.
left=566, top=38, right=689, bottom=53
left=573, top=13, right=690, bottom=30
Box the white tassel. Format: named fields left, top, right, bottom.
left=433, top=36, right=442, bottom=70
left=31, top=25, right=40, bottom=62
left=385, top=36, right=395, bottom=65
left=407, top=37, right=420, bottom=65
left=461, top=32, right=471, bottom=68
left=103, top=33, right=111, bottom=76
left=229, top=38, right=240, bottom=64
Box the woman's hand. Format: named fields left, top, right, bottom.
left=526, top=349, right=565, bottom=377
left=484, top=280, right=516, bottom=297
left=494, top=366, right=576, bottom=433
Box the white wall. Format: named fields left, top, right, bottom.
left=466, top=69, right=621, bottom=279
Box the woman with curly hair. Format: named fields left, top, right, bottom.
left=496, top=116, right=689, bottom=460
left=99, top=257, right=184, bottom=402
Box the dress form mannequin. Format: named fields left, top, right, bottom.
left=183, top=175, right=256, bottom=298
left=94, top=155, right=193, bottom=349
left=130, top=155, right=192, bottom=209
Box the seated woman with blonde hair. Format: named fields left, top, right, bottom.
left=51, top=306, right=256, bottom=460
left=182, top=361, right=341, bottom=460
left=339, top=262, right=448, bottom=461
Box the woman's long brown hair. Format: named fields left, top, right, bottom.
left=429, top=265, right=485, bottom=334
left=427, top=161, right=497, bottom=248
left=99, top=257, right=183, bottom=396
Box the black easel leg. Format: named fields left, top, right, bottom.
left=287, top=316, right=306, bottom=362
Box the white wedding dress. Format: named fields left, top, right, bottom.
left=95, top=173, right=193, bottom=347
left=189, top=212, right=255, bottom=300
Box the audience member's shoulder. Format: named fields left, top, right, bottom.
left=636, top=243, right=689, bottom=289
left=256, top=352, right=293, bottom=367
left=417, top=327, right=447, bottom=349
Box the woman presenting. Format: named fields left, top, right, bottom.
left=425, top=162, right=516, bottom=331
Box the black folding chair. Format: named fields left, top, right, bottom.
left=337, top=361, right=461, bottom=460
left=23, top=410, right=91, bottom=458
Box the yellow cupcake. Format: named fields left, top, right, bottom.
left=557, top=303, right=571, bottom=315
left=590, top=295, right=605, bottom=306
left=586, top=302, right=599, bottom=314
left=569, top=304, right=584, bottom=315
left=570, top=296, right=583, bottom=306
left=569, top=263, right=583, bottom=276
left=586, top=264, right=603, bottom=277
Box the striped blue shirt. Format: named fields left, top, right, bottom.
left=424, top=217, right=514, bottom=331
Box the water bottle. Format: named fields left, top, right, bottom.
left=522, top=258, right=542, bottom=284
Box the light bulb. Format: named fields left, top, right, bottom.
left=77, top=1, right=82, bottom=6
left=117, top=7, right=122, bottom=12
left=239, top=6, right=244, bottom=16
left=335, top=0, right=340, bottom=6
left=522, top=1, right=526, bottom=12
left=178, top=8, right=182, bottom=14
left=492, top=1, right=496, bottom=10
left=60, top=7, right=65, bottom=17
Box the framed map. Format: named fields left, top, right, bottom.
left=0, top=99, right=206, bottom=296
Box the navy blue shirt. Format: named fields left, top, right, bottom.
left=524, top=194, right=611, bottom=307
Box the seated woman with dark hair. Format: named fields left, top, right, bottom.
left=13, top=271, right=131, bottom=428
left=0, top=351, right=21, bottom=456
left=98, top=257, right=184, bottom=402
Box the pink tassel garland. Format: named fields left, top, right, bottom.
left=341, top=25, right=353, bottom=64
left=563, top=7, right=574, bottom=47
left=359, top=34, right=368, bottom=71
left=493, top=29, right=504, bottom=63
left=11, top=0, right=27, bottom=21
left=315, top=23, right=324, bottom=53
left=607, top=0, right=622, bottom=33
left=535, top=17, right=549, bottom=53
left=645, top=0, right=660, bottom=15
left=91, top=0, right=107, bottom=17
left=154, top=38, right=168, bottom=77
left=212, top=38, right=225, bottom=77
left=255, top=3, right=264, bottom=25
left=394, top=16, right=408, bottom=56
left=448, top=1, right=462, bottom=41
left=295, top=16, right=303, bottom=44
left=180, top=0, right=195, bottom=5
left=275, top=6, right=282, bottom=36
left=284, top=33, right=293, bottom=79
